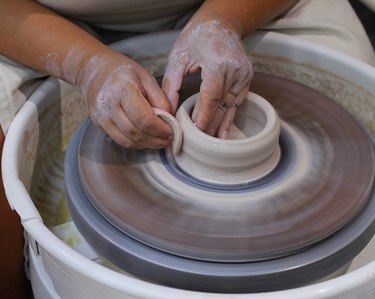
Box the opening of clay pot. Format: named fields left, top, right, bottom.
left=174, top=92, right=281, bottom=184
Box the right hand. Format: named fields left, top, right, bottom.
left=162, top=19, right=253, bottom=139
left=77, top=52, right=174, bottom=149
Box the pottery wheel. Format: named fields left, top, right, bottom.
left=65, top=72, right=375, bottom=292
left=75, top=73, right=374, bottom=262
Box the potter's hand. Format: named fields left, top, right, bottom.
left=80, top=54, right=173, bottom=149
left=163, top=19, right=253, bottom=139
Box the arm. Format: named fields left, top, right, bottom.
left=163, top=0, right=297, bottom=138
left=0, top=0, right=173, bottom=149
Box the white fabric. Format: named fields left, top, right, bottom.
left=0, top=0, right=374, bottom=133
left=0, top=57, right=45, bottom=132
left=261, top=0, right=375, bottom=66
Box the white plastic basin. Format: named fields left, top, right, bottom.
left=3, top=31, right=375, bottom=299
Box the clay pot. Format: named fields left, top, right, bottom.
left=155, top=92, right=281, bottom=184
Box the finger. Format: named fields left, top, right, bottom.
left=217, top=104, right=237, bottom=139
left=112, top=103, right=172, bottom=149
left=192, top=71, right=225, bottom=135
left=101, top=120, right=142, bottom=149
left=222, top=67, right=251, bottom=97
left=221, top=66, right=239, bottom=97
left=217, top=87, right=249, bottom=139
left=221, top=57, right=252, bottom=101
left=162, top=57, right=186, bottom=114
left=141, top=74, right=171, bottom=113
left=120, top=84, right=173, bottom=139
left=212, top=90, right=236, bottom=138
left=231, top=80, right=251, bottom=112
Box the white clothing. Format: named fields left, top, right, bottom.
left=0, top=0, right=374, bottom=133
left=263, top=0, right=375, bottom=66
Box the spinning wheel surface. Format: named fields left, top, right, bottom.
left=76, top=73, right=375, bottom=262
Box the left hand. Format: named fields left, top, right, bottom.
left=162, top=19, right=253, bottom=139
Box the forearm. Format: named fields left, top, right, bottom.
left=0, top=0, right=120, bottom=86
left=191, top=0, right=298, bottom=38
